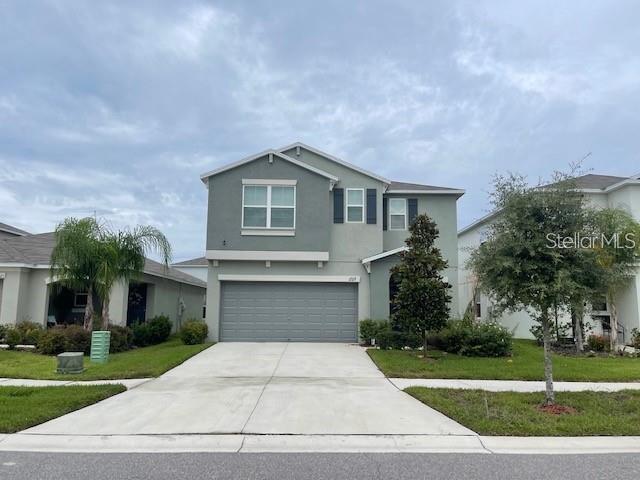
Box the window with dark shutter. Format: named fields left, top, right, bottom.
left=366, top=189, right=377, bottom=224
left=408, top=198, right=418, bottom=225
left=383, top=197, right=388, bottom=230
left=333, top=188, right=344, bottom=223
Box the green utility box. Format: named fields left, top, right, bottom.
left=57, top=352, right=84, bottom=374
left=90, top=330, right=111, bottom=364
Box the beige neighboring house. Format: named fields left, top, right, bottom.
left=172, top=256, right=208, bottom=282
left=0, top=228, right=206, bottom=330
left=458, top=173, right=640, bottom=343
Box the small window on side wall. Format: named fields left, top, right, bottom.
left=346, top=188, right=364, bottom=223
left=389, top=198, right=407, bottom=230
left=74, top=292, right=88, bottom=308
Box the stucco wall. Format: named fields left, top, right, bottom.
left=369, top=255, right=398, bottom=320
left=206, top=154, right=332, bottom=253
left=142, top=273, right=205, bottom=330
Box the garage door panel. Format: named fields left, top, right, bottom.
left=220, top=282, right=358, bottom=342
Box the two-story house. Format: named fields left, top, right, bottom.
left=200, top=142, right=464, bottom=342
left=458, top=173, right=640, bottom=342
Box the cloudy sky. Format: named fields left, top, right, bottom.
left=1, top=1, right=639, bottom=261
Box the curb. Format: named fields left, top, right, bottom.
left=1, top=433, right=639, bottom=454
left=390, top=378, right=640, bottom=392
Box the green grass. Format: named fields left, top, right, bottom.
left=406, top=387, right=640, bottom=436
left=368, top=340, right=640, bottom=382
left=0, top=337, right=213, bottom=380
left=0, top=384, right=126, bottom=433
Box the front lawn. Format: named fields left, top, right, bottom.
left=0, top=337, right=213, bottom=380
left=368, top=340, right=640, bottom=382
left=406, top=387, right=640, bottom=436
left=0, top=384, right=126, bottom=433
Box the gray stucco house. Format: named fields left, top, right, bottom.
left=0, top=228, right=206, bottom=329
left=201, top=142, right=464, bottom=342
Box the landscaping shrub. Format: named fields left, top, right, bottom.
left=37, top=328, right=69, bottom=355
left=587, top=335, right=609, bottom=352
left=0, top=324, right=7, bottom=342
left=14, top=320, right=43, bottom=345
left=180, top=319, right=208, bottom=345
left=359, top=319, right=387, bottom=346
left=376, top=322, right=422, bottom=349
left=133, top=315, right=172, bottom=347
left=108, top=325, right=133, bottom=353
left=631, top=328, right=640, bottom=350
left=5, top=327, right=22, bottom=349
left=62, top=325, right=91, bottom=354
left=439, top=319, right=512, bottom=357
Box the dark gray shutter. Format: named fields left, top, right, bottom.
left=333, top=188, right=344, bottom=223
left=366, top=189, right=377, bottom=224
left=408, top=198, right=418, bottom=225
left=382, top=197, right=388, bottom=230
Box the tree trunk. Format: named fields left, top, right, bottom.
left=423, top=331, right=428, bottom=360
left=571, top=306, right=584, bottom=352
left=541, top=312, right=555, bottom=406
left=101, top=293, right=110, bottom=331
left=608, top=293, right=619, bottom=353
left=83, top=285, right=94, bottom=332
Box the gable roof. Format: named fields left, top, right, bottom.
left=172, top=256, right=207, bottom=267
left=0, top=232, right=205, bottom=288
left=387, top=181, right=465, bottom=195
left=0, top=222, right=30, bottom=236
left=276, top=142, right=391, bottom=184
left=200, top=149, right=339, bottom=185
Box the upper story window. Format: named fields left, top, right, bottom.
left=242, top=184, right=296, bottom=229
left=346, top=188, right=364, bottom=223
left=389, top=198, right=407, bottom=230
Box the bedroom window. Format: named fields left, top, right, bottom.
left=242, top=184, right=295, bottom=229
left=346, top=188, right=364, bottom=223
left=389, top=198, right=407, bottom=230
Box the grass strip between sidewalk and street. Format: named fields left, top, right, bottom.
left=0, top=384, right=126, bottom=433
left=406, top=387, right=640, bottom=436
left=0, top=337, right=213, bottom=381
left=369, top=339, right=640, bottom=382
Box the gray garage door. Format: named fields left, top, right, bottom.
left=220, top=282, right=358, bottom=342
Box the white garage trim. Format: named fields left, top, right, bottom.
left=206, top=250, right=329, bottom=261
left=218, top=274, right=360, bottom=283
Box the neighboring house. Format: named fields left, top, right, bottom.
left=458, top=173, right=640, bottom=342
left=201, top=142, right=464, bottom=342
left=172, top=256, right=208, bottom=282
left=0, top=231, right=206, bottom=329
left=0, top=222, right=29, bottom=240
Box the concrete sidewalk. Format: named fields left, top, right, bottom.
left=390, top=378, right=640, bottom=392
left=0, top=377, right=150, bottom=389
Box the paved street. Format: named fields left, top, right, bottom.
left=2, top=452, right=640, bottom=480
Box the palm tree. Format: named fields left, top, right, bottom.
left=50, top=218, right=102, bottom=330
left=95, top=226, right=172, bottom=330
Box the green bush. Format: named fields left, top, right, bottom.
left=180, top=319, right=208, bottom=345
left=5, top=327, right=22, bottom=349
left=37, top=328, right=70, bottom=355
left=37, top=325, right=91, bottom=355
left=359, top=319, right=387, bottom=346
left=587, top=335, right=609, bottom=352
left=631, top=328, right=640, bottom=350
left=0, top=324, right=7, bottom=342
left=133, top=315, right=172, bottom=347
left=438, top=319, right=512, bottom=357
left=108, top=325, right=133, bottom=353
left=376, top=322, right=422, bottom=349
left=14, top=320, right=44, bottom=345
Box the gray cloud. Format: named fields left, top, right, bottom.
left=1, top=0, right=639, bottom=260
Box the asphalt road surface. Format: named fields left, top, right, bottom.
left=1, top=452, right=640, bottom=479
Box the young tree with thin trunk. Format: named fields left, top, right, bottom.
left=469, top=172, right=587, bottom=406
left=391, top=214, right=451, bottom=358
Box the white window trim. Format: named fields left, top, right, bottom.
left=388, top=198, right=407, bottom=230
left=241, top=184, right=296, bottom=230
left=74, top=291, right=89, bottom=308
left=345, top=188, right=365, bottom=223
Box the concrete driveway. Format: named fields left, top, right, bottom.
left=26, top=343, right=472, bottom=436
